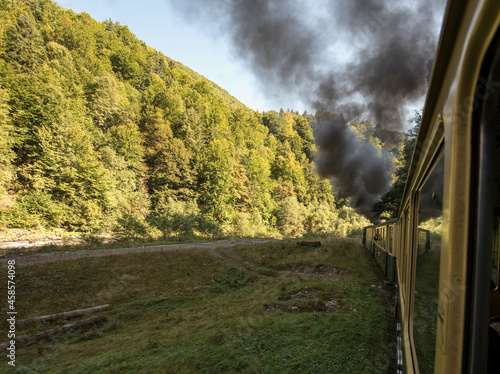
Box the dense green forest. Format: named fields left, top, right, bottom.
left=0, top=0, right=407, bottom=239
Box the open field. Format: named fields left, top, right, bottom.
left=0, top=237, right=396, bottom=373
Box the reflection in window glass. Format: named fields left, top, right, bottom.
left=414, top=155, right=444, bottom=373
left=493, top=217, right=499, bottom=291
left=389, top=226, right=393, bottom=254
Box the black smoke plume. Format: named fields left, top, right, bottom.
left=167, top=0, right=446, bottom=209
left=315, top=115, right=393, bottom=208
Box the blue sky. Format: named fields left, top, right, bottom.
left=54, top=0, right=290, bottom=112
left=53, top=0, right=446, bottom=125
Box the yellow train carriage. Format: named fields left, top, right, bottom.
left=395, top=0, right=500, bottom=372
left=363, top=220, right=398, bottom=284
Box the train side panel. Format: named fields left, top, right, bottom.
left=363, top=222, right=398, bottom=285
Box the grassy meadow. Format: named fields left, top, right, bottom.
left=1, top=238, right=396, bottom=373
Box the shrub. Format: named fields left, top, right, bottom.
left=115, top=212, right=149, bottom=238
left=194, top=214, right=222, bottom=238
left=169, top=214, right=194, bottom=236
left=277, top=196, right=306, bottom=237
left=305, top=200, right=337, bottom=234
left=5, top=191, right=69, bottom=228
left=148, top=196, right=222, bottom=238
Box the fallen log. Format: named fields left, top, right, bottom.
left=0, top=315, right=107, bottom=349
left=17, top=304, right=111, bottom=328
left=296, top=241, right=321, bottom=247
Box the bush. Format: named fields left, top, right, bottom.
left=277, top=196, right=306, bottom=237
left=148, top=196, right=222, bottom=238
left=169, top=214, right=194, bottom=236
left=115, top=212, right=149, bottom=238
left=149, top=196, right=195, bottom=237
left=227, top=211, right=273, bottom=238
left=305, top=200, right=337, bottom=234
left=194, top=214, right=222, bottom=238
left=334, top=207, right=371, bottom=238
left=348, top=227, right=364, bottom=238
left=4, top=191, right=69, bottom=228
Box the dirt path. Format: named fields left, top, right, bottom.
left=1, top=238, right=347, bottom=284
left=208, top=247, right=348, bottom=282
left=0, top=239, right=278, bottom=267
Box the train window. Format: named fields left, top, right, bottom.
left=382, top=227, right=386, bottom=250
left=413, top=154, right=444, bottom=373
left=401, top=208, right=410, bottom=303
left=494, top=217, right=500, bottom=291
left=469, top=27, right=500, bottom=373
left=389, top=225, right=393, bottom=255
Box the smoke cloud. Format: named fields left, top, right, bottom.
left=315, top=114, right=393, bottom=208
left=167, top=0, right=446, bottom=209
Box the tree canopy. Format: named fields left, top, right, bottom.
left=0, top=0, right=406, bottom=238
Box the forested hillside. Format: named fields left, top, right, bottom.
left=0, top=0, right=405, bottom=238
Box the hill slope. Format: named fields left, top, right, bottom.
left=0, top=0, right=400, bottom=238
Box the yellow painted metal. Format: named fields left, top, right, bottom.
left=395, top=0, right=500, bottom=372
